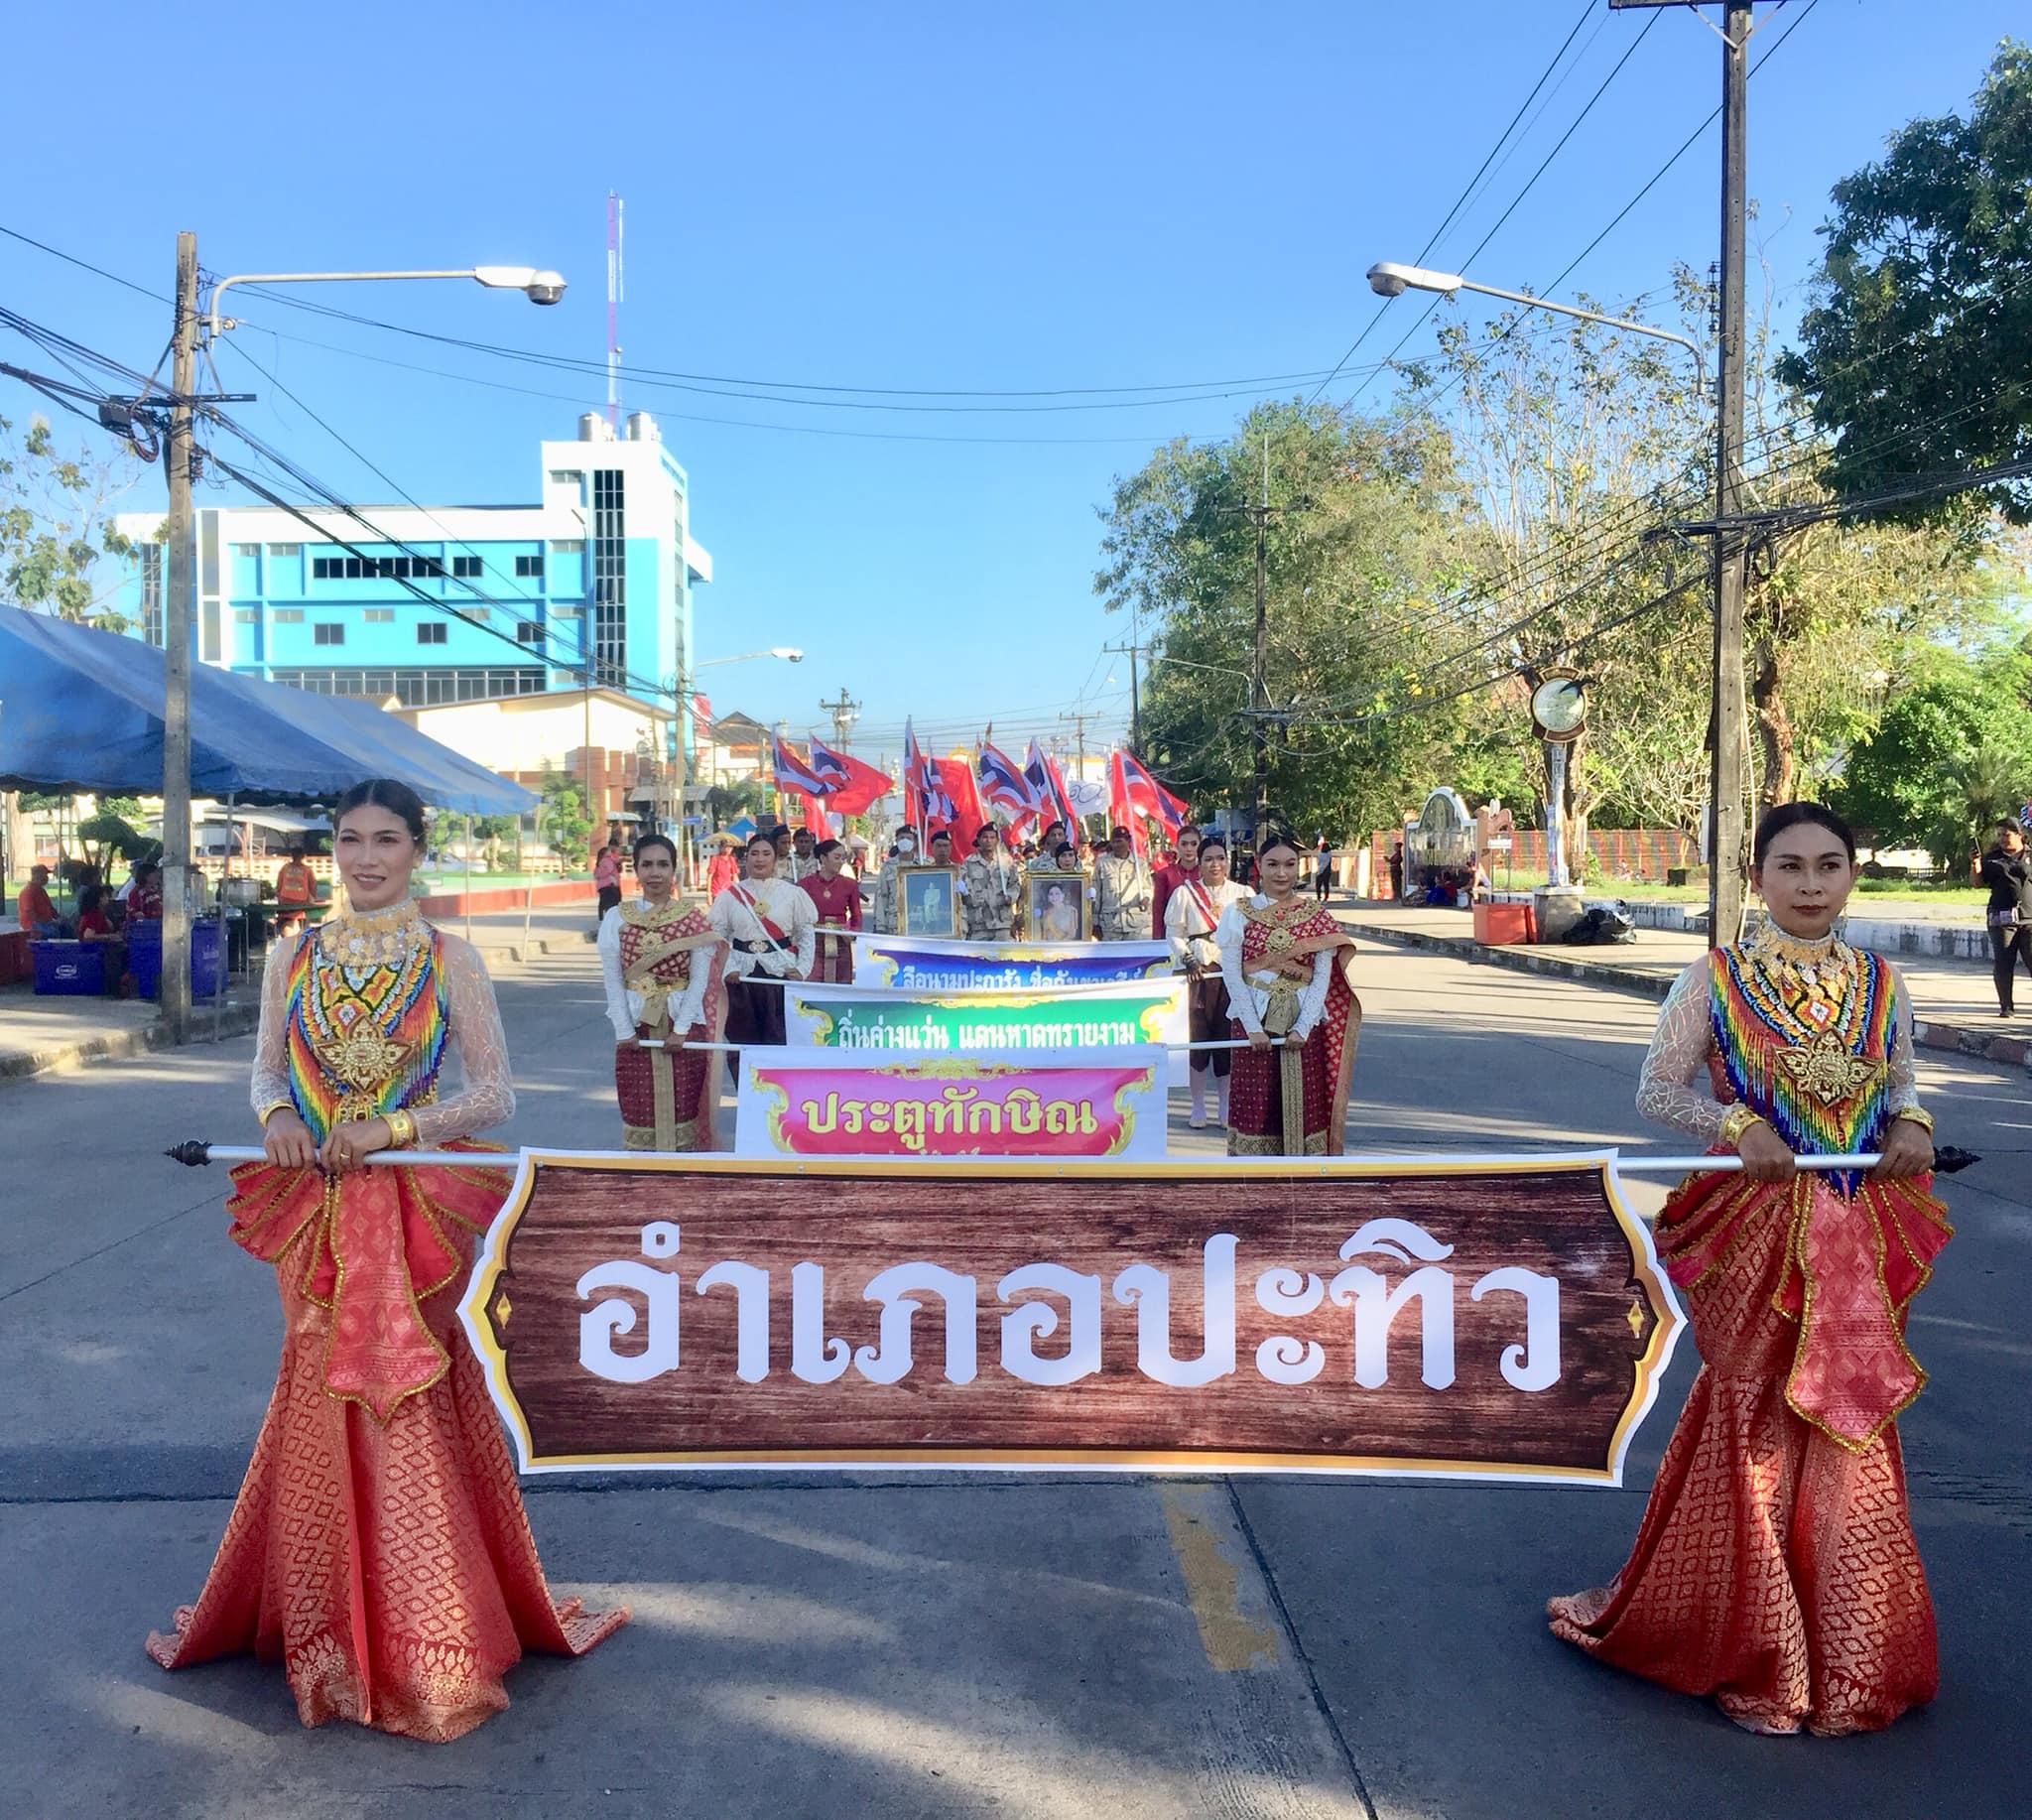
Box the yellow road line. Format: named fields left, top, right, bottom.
left=1159, top=1485, right=1279, bottom=1672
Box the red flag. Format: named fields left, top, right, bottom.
left=808, top=736, right=894, bottom=817
left=1116, top=748, right=1191, bottom=840
left=796, top=790, right=835, bottom=838
left=934, top=754, right=986, bottom=850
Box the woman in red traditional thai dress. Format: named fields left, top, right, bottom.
left=797, top=837, right=862, bottom=983
left=597, top=832, right=727, bottom=1150
left=1213, top=833, right=1361, bottom=1156
left=148, top=779, right=626, bottom=1741
left=1549, top=804, right=1950, bottom=1737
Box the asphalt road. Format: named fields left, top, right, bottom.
left=0, top=933, right=2024, bottom=1819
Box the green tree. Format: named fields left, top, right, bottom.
left=535, top=765, right=591, bottom=862
left=0, top=413, right=139, bottom=621
left=1777, top=42, right=2032, bottom=523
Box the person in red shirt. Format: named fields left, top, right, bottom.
left=1150, top=825, right=1203, bottom=937
left=18, top=864, right=60, bottom=938
left=797, top=838, right=862, bottom=981
left=126, top=861, right=165, bottom=921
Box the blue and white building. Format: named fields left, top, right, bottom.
left=112, top=411, right=710, bottom=711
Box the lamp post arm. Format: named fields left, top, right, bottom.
left=205, top=271, right=480, bottom=339
left=1452, top=279, right=1708, bottom=395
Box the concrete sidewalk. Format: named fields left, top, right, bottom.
left=1336, top=899, right=2032, bottom=1072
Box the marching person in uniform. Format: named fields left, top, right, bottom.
left=1091, top=825, right=1154, bottom=942
left=784, top=826, right=822, bottom=884
left=1550, top=803, right=1948, bottom=1738
left=148, top=778, right=624, bottom=1739
left=707, top=836, right=817, bottom=1066
left=598, top=833, right=726, bottom=1151
left=868, top=828, right=921, bottom=935
left=798, top=837, right=861, bottom=982
left=1215, top=831, right=1360, bottom=1156
left=1165, top=835, right=1250, bottom=1129
left=959, top=823, right=1021, bottom=942
left=1027, top=821, right=1070, bottom=875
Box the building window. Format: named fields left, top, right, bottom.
left=548, top=469, right=579, bottom=486
left=516, top=620, right=545, bottom=645
left=139, top=544, right=164, bottom=646
left=267, top=666, right=547, bottom=706
left=417, top=622, right=447, bottom=646
left=549, top=538, right=585, bottom=554
left=592, top=467, right=626, bottom=687
left=274, top=608, right=305, bottom=624
left=314, top=623, right=345, bottom=646
left=514, top=554, right=545, bottom=579
left=363, top=608, right=395, bottom=623
left=268, top=543, right=302, bottom=557
left=451, top=555, right=482, bottom=579
left=459, top=606, right=491, bottom=623
left=234, top=543, right=261, bottom=557
left=312, top=554, right=446, bottom=582
left=234, top=609, right=259, bottom=624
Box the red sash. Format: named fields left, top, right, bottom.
left=1180, top=878, right=1219, bottom=933
left=727, top=881, right=791, bottom=948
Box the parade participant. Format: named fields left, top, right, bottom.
left=799, top=837, right=861, bottom=981
left=704, top=837, right=739, bottom=900
left=1165, top=837, right=1250, bottom=1128
left=274, top=845, right=317, bottom=934
left=598, top=834, right=727, bottom=1150
left=926, top=828, right=955, bottom=867
left=1550, top=803, right=1949, bottom=1738
left=1979, top=819, right=2032, bottom=1016
left=1151, top=824, right=1202, bottom=937
left=1091, top=826, right=1154, bottom=942
left=707, top=835, right=817, bottom=1060
left=785, top=825, right=822, bottom=883
left=1055, top=841, right=1081, bottom=871
left=147, top=778, right=625, bottom=1739
left=1028, top=820, right=1070, bottom=873
left=1214, top=832, right=1360, bottom=1156
left=960, top=823, right=1021, bottom=941
left=868, top=827, right=920, bottom=934
left=592, top=842, right=622, bottom=925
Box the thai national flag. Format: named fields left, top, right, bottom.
left=977, top=738, right=1041, bottom=824
left=1111, top=748, right=1192, bottom=846
left=903, top=718, right=952, bottom=832
left=1023, top=737, right=1080, bottom=832
left=806, top=736, right=853, bottom=792
left=771, top=733, right=827, bottom=797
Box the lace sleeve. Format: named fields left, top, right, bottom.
left=248, top=931, right=301, bottom=1123
left=1634, top=958, right=1725, bottom=1143
left=1215, top=906, right=1262, bottom=1034
left=596, top=905, right=634, bottom=1043
left=411, top=934, right=516, bottom=1144
left=1886, top=964, right=1923, bottom=1120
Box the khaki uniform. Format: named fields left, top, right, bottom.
left=1091, top=852, right=1154, bottom=941
left=959, top=852, right=1021, bottom=941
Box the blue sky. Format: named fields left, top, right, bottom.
left=3, top=0, right=2021, bottom=775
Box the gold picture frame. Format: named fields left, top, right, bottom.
left=899, top=864, right=963, bottom=939
left=1025, top=869, right=1090, bottom=943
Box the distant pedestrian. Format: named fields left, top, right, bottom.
left=593, top=843, right=622, bottom=922
left=275, top=845, right=317, bottom=936
left=1387, top=840, right=1404, bottom=903
left=1980, top=819, right=2032, bottom=1017
left=1313, top=838, right=1334, bottom=903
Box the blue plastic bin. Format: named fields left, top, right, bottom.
left=31, top=940, right=106, bottom=995
left=125, top=920, right=223, bottom=1000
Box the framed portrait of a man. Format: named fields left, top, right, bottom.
left=1025, top=871, right=1090, bottom=943
left=900, top=864, right=962, bottom=939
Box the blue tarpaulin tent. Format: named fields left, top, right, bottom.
left=0, top=605, right=535, bottom=814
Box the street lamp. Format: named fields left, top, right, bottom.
left=1365, top=258, right=1738, bottom=942
left=205, top=266, right=568, bottom=340
left=155, top=245, right=569, bottom=1046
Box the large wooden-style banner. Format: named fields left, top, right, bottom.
left=732, top=1048, right=1168, bottom=1160
left=781, top=976, right=1188, bottom=1051
left=459, top=1153, right=1684, bottom=1485
left=853, top=934, right=1174, bottom=990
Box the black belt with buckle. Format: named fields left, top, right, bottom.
left=736, top=940, right=774, bottom=955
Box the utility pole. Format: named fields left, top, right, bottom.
left=1711, top=0, right=1752, bottom=948
left=820, top=687, right=861, bottom=747
left=1102, top=639, right=1143, bottom=751
left=1609, top=0, right=1754, bottom=946
left=160, top=231, right=199, bottom=1045
left=1215, top=435, right=1306, bottom=835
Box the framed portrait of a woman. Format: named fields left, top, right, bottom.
left=1025, top=871, right=1090, bottom=942
left=900, top=864, right=962, bottom=939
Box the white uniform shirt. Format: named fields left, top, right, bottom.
left=1165, top=876, right=1251, bottom=971
left=708, top=876, right=818, bottom=980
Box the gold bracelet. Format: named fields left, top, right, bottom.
left=1892, top=1106, right=1935, bottom=1135
left=384, top=1108, right=418, bottom=1148
left=257, top=1099, right=295, bottom=1127
left=1718, top=1104, right=1766, bottom=1149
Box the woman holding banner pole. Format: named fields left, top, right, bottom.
left=1166, top=836, right=1249, bottom=1129
left=1549, top=803, right=1949, bottom=1737
left=1214, top=832, right=1360, bottom=1156
left=707, top=836, right=817, bottom=1065
left=599, top=833, right=727, bottom=1150
left=147, top=778, right=625, bottom=1740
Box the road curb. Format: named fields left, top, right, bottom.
left=0, top=999, right=262, bottom=1087
left=1341, top=913, right=2032, bottom=1076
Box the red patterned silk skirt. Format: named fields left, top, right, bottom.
left=1548, top=1174, right=1940, bottom=1735
left=615, top=1022, right=716, bottom=1150
left=147, top=1242, right=625, bottom=1740
left=1224, top=1019, right=1332, bottom=1155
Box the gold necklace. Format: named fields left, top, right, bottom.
left=318, top=898, right=427, bottom=968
